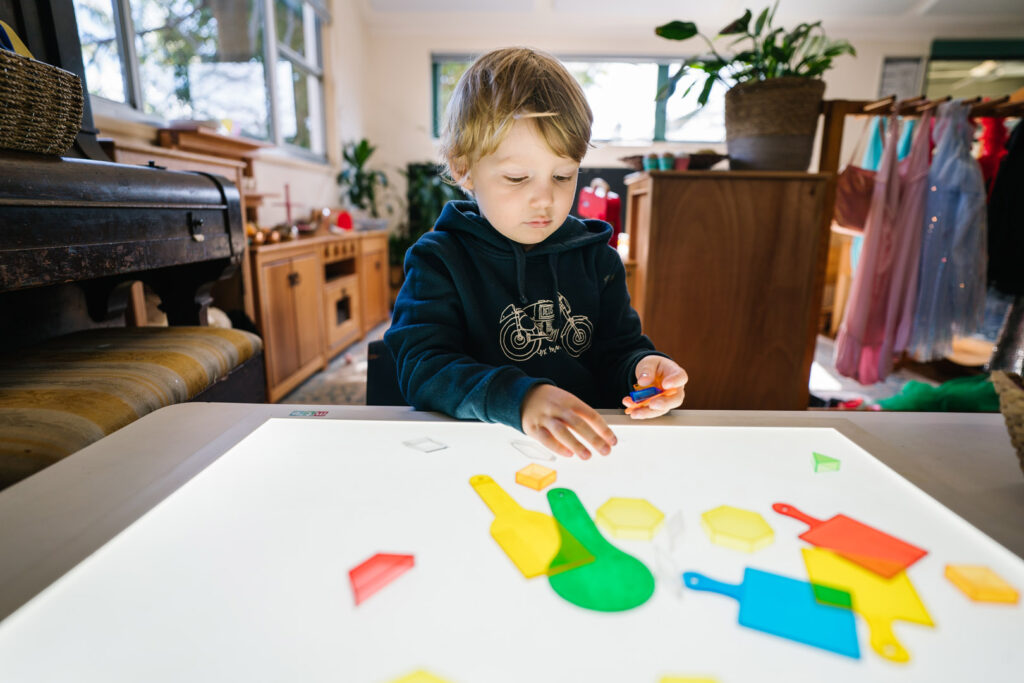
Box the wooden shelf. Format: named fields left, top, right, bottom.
left=157, top=126, right=271, bottom=162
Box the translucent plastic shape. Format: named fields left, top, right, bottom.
left=774, top=502, right=927, bottom=578
left=469, top=475, right=592, bottom=578
left=348, top=553, right=414, bottom=606
left=803, top=548, right=934, bottom=663
left=546, top=488, right=655, bottom=612
left=813, top=451, right=841, bottom=472
left=388, top=670, right=453, bottom=683
left=701, top=505, right=774, bottom=552
left=511, top=439, right=555, bottom=461
left=684, top=568, right=860, bottom=659
left=402, top=437, right=447, bottom=452
left=945, top=564, right=1020, bottom=603
left=515, top=463, right=557, bottom=491
left=595, top=497, right=665, bottom=540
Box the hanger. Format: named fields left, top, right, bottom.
left=970, top=95, right=1010, bottom=117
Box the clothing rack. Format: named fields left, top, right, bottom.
left=817, top=93, right=1022, bottom=341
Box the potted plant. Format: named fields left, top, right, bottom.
left=387, top=163, right=463, bottom=302
left=655, top=1, right=855, bottom=170
left=337, top=138, right=391, bottom=229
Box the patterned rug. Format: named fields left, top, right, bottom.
left=281, top=323, right=387, bottom=405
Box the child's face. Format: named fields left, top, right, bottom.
left=457, top=119, right=580, bottom=247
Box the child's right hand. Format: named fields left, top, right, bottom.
left=520, top=384, right=617, bottom=460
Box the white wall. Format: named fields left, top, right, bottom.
left=361, top=31, right=936, bottom=211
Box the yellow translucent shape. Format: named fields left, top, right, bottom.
left=945, top=564, right=1019, bottom=603
left=701, top=505, right=774, bottom=552
left=515, top=463, right=557, bottom=491
left=803, top=548, right=933, bottom=663
left=595, top=497, right=665, bottom=540
left=470, top=475, right=592, bottom=578
left=388, top=671, right=452, bottom=683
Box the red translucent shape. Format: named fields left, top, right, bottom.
left=774, top=503, right=926, bottom=578
left=349, top=553, right=415, bottom=605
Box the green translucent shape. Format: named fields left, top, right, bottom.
left=813, top=451, right=841, bottom=472
left=546, top=487, right=655, bottom=612
left=470, top=475, right=592, bottom=578
left=812, top=581, right=853, bottom=609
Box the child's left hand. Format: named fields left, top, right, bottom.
left=622, top=356, right=688, bottom=419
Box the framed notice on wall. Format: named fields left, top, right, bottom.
left=878, top=56, right=926, bottom=99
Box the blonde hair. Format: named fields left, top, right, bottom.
left=439, top=47, right=593, bottom=181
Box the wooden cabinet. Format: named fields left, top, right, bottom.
left=252, top=244, right=326, bottom=402
left=360, top=234, right=390, bottom=330
left=625, top=170, right=830, bottom=410
left=251, top=230, right=390, bottom=401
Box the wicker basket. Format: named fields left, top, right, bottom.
left=991, top=371, right=1024, bottom=476
left=724, top=77, right=825, bottom=171
left=0, top=48, right=83, bottom=155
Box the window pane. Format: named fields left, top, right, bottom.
left=73, top=0, right=126, bottom=102
left=275, top=0, right=305, bottom=58
left=563, top=62, right=659, bottom=143
left=132, top=0, right=270, bottom=139
left=434, top=60, right=470, bottom=135
left=277, top=58, right=322, bottom=152
left=663, top=68, right=729, bottom=143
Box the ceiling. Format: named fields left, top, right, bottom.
left=359, top=0, right=1024, bottom=41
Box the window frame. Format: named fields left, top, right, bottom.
left=430, top=53, right=723, bottom=145
left=78, top=0, right=330, bottom=160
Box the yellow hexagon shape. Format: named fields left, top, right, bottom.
left=595, top=497, right=665, bottom=540
left=701, top=505, right=774, bottom=552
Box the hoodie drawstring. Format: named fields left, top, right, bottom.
left=513, top=244, right=528, bottom=305
left=548, top=254, right=560, bottom=331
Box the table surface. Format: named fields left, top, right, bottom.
left=0, top=405, right=1021, bottom=681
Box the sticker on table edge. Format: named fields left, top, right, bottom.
left=349, top=553, right=415, bottom=606
left=402, top=437, right=448, bottom=453
left=511, top=439, right=556, bottom=461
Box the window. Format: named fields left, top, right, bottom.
left=431, top=55, right=728, bottom=144
left=73, top=0, right=328, bottom=156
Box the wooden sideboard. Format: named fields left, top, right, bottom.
left=250, top=230, right=390, bottom=402
left=625, top=170, right=830, bottom=410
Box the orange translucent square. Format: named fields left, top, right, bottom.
left=515, top=463, right=557, bottom=491
left=945, top=564, right=1019, bottom=603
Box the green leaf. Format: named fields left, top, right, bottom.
left=754, top=7, right=770, bottom=36
left=719, top=9, right=751, bottom=35
left=655, top=21, right=698, bottom=41
left=697, top=74, right=717, bottom=106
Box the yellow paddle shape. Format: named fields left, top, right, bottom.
left=470, top=475, right=592, bottom=578
left=802, top=547, right=934, bottom=663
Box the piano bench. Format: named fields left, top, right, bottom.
left=0, top=326, right=265, bottom=490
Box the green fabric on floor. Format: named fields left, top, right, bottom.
left=877, top=374, right=1000, bottom=412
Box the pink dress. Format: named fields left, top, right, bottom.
left=877, top=109, right=934, bottom=378
left=834, top=114, right=902, bottom=384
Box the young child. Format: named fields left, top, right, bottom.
left=384, top=47, right=687, bottom=459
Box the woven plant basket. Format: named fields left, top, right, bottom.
left=725, top=77, right=826, bottom=171
left=991, top=371, right=1024, bottom=476
left=0, top=49, right=83, bottom=156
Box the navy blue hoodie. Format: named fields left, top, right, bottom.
left=384, top=200, right=664, bottom=431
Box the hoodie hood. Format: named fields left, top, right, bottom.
left=435, top=200, right=614, bottom=309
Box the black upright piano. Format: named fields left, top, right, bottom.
left=0, top=0, right=245, bottom=347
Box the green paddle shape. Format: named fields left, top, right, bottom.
left=546, top=488, right=655, bottom=612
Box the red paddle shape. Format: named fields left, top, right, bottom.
left=773, top=503, right=927, bottom=578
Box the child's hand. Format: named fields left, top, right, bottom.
left=622, top=356, right=688, bottom=419
left=521, top=384, right=617, bottom=460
